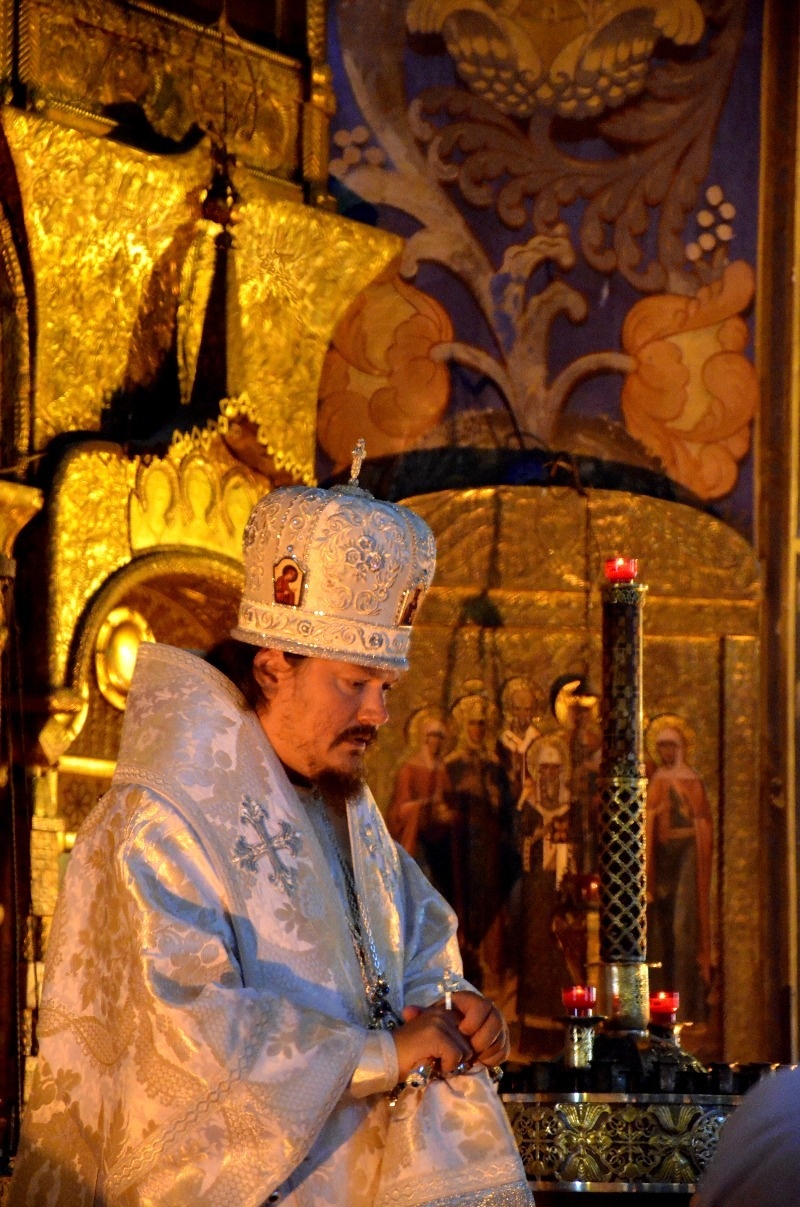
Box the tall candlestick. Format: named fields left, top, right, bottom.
left=598, top=558, right=649, bottom=1032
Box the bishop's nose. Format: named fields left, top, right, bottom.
left=358, top=682, right=390, bottom=729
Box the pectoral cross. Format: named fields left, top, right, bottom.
left=232, top=796, right=302, bottom=896
left=349, top=438, right=366, bottom=486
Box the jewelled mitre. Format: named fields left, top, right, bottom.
left=232, top=443, right=436, bottom=670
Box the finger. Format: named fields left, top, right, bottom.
left=474, top=1016, right=510, bottom=1062
left=438, top=1036, right=474, bottom=1075
left=402, top=1004, right=424, bottom=1022
left=430, top=1015, right=474, bottom=1074
left=453, top=995, right=493, bottom=1037
left=424, top=1000, right=453, bottom=1016
left=394, top=1012, right=470, bottom=1080
left=478, top=1032, right=510, bottom=1067
left=468, top=1007, right=505, bottom=1056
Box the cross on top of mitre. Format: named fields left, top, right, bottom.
left=349, top=438, right=366, bottom=486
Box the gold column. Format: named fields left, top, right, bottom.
left=0, top=483, right=43, bottom=1143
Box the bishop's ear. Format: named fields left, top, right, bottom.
left=252, top=647, right=295, bottom=699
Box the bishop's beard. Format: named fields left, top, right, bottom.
left=313, top=769, right=365, bottom=814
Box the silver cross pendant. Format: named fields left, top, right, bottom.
left=232, top=796, right=302, bottom=896
left=438, top=969, right=463, bottom=1011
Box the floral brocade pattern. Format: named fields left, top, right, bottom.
left=318, top=503, right=406, bottom=616
left=11, top=644, right=530, bottom=1206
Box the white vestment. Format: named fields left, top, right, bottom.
left=11, top=644, right=532, bottom=1206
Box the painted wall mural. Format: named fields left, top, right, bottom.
left=324, top=0, right=761, bottom=533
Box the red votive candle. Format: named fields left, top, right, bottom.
left=649, top=991, right=680, bottom=1023
left=562, top=985, right=597, bottom=1016
left=604, top=557, right=639, bottom=583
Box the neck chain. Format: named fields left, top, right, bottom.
left=314, top=798, right=402, bottom=1031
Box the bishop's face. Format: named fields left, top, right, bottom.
left=253, top=649, right=399, bottom=783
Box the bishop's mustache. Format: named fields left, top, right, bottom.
left=334, top=725, right=379, bottom=748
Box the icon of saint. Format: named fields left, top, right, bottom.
left=387, top=708, right=456, bottom=902
left=645, top=715, right=713, bottom=1020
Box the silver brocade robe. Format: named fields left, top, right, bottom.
left=11, top=644, right=532, bottom=1207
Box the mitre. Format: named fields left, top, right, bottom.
left=232, top=442, right=436, bottom=670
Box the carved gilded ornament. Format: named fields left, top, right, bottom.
left=0, top=109, right=400, bottom=476
left=0, top=0, right=12, bottom=81
left=130, top=426, right=264, bottom=553
left=306, top=0, right=328, bottom=64
left=47, top=427, right=265, bottom=697
left=0, top=203, right=33, bottom=463
left=504, top=1092, right=735, bottom=1188
left=17, top=0, right=302, bottom=175
left=302, top=0, right=334, bottom=202
left=0, top=480, right=42, bottom=558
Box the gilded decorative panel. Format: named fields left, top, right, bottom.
left=0, top=108, right=401, bottom=478
left=46, top=432, right=261, bottom=693
left=230, top=192, right=403, bottom=479
left=17, top=0, right=303, bottom=177
left=1, top=110, right=213, bottom=445
left=504, top=1092, right=736, bottom=1190
left=721, top=635, right=764, bottom=1062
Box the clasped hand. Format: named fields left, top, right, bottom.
left=392, top=990, right=509, bottom=1083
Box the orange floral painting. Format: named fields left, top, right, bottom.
left=620, top=261, right=758, bottom=500
left=317, top=262, right=453, bottom=472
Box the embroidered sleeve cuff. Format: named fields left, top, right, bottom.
left=349, top=1030, right=399, bottom=1098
